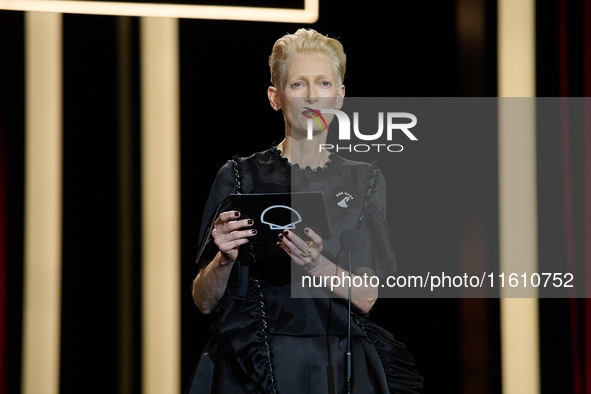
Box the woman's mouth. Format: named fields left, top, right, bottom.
left=302, top=107, right=322, bottom=118
left=301, top=107, right=328, bottom=131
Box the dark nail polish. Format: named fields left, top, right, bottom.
left=248, top=219, right=253, bottom=225
left=283, top=230, right=289, bottom=236
left=252, top=229, right=257, bottom=234
left=235, top=211, right=240, bottom=216
left=304, top=227, right=309, bottom=233
left=279, top=234, right=284, bottom=239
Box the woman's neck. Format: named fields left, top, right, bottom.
left=277, top=133, right=331, bottom=168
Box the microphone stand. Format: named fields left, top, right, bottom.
left=346, top=248, right=352, bottom=394
left=340, top=228, right=359, bottom=394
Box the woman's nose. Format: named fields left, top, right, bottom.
left=305, top=87, right=318, bottom=103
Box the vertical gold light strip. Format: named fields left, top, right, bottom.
left=22, top=11, right=63, bottom=394
left=140, top=17, right=180, bottom=394
left=498, top=1, right=540, bottom=394
left=498, top=0, right=536, bottom=97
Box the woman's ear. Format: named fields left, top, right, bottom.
left=267, top=86, right=281, bottom=111
left=335, top=84, right=345, bottom=110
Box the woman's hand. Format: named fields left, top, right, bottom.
left=277, top=228, right=326, bottom=275
left=211, top=210, right=257, bottom=265
left=193, top=210, right=255, bottom=314
left=277, top=227, right=377, bottom=315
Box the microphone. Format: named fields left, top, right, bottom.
left=339, top=228, right=360, bottom=394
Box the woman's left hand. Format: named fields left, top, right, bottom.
left=278, top=227, right=377, bottom=314
left=278, top=228, right=326, bottom=276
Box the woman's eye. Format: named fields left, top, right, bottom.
left=292, top=82, right=302, bottom=88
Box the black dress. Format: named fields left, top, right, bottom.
left=186, top=147, right=423, bottom=394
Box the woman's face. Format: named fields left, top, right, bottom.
left=268, top=52, right=345, bottom=137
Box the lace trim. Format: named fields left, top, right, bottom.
left=270, top=145, right=334, bottom=173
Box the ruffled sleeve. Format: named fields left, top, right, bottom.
left=195, top=160, right=252, bottom=300
left=195, top=160, right=235, bottom=267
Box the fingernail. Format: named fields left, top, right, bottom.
left=248, top=219, right=253, bottom=225
left=279, top=234, right=284, bottom=239
left=252, top=229, right=257, bottom=234
left=304, top=227, right=309, bottom=233
left=283, top=230, right=289, bottom=236
left=235, top=211, right=240, bottom=216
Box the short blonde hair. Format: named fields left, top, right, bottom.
left=269, top=28, right=346, bottom=91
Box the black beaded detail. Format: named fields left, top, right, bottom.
left=254, top=278, right=278, bottom=393
left=232, top=158, right=276, bottom=390
left=356, top=163, right=380, bottom=229
left=352, top=315, right=367, bottom=334
left=231, top=155, right=243, bottom=194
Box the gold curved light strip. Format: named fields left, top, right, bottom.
left=0, top=0, right=319, bottom=22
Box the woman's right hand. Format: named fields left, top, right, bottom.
left=211, top=211, right=256, bottom=265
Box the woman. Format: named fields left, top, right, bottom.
left=186, top=28, right=423, bottom=394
